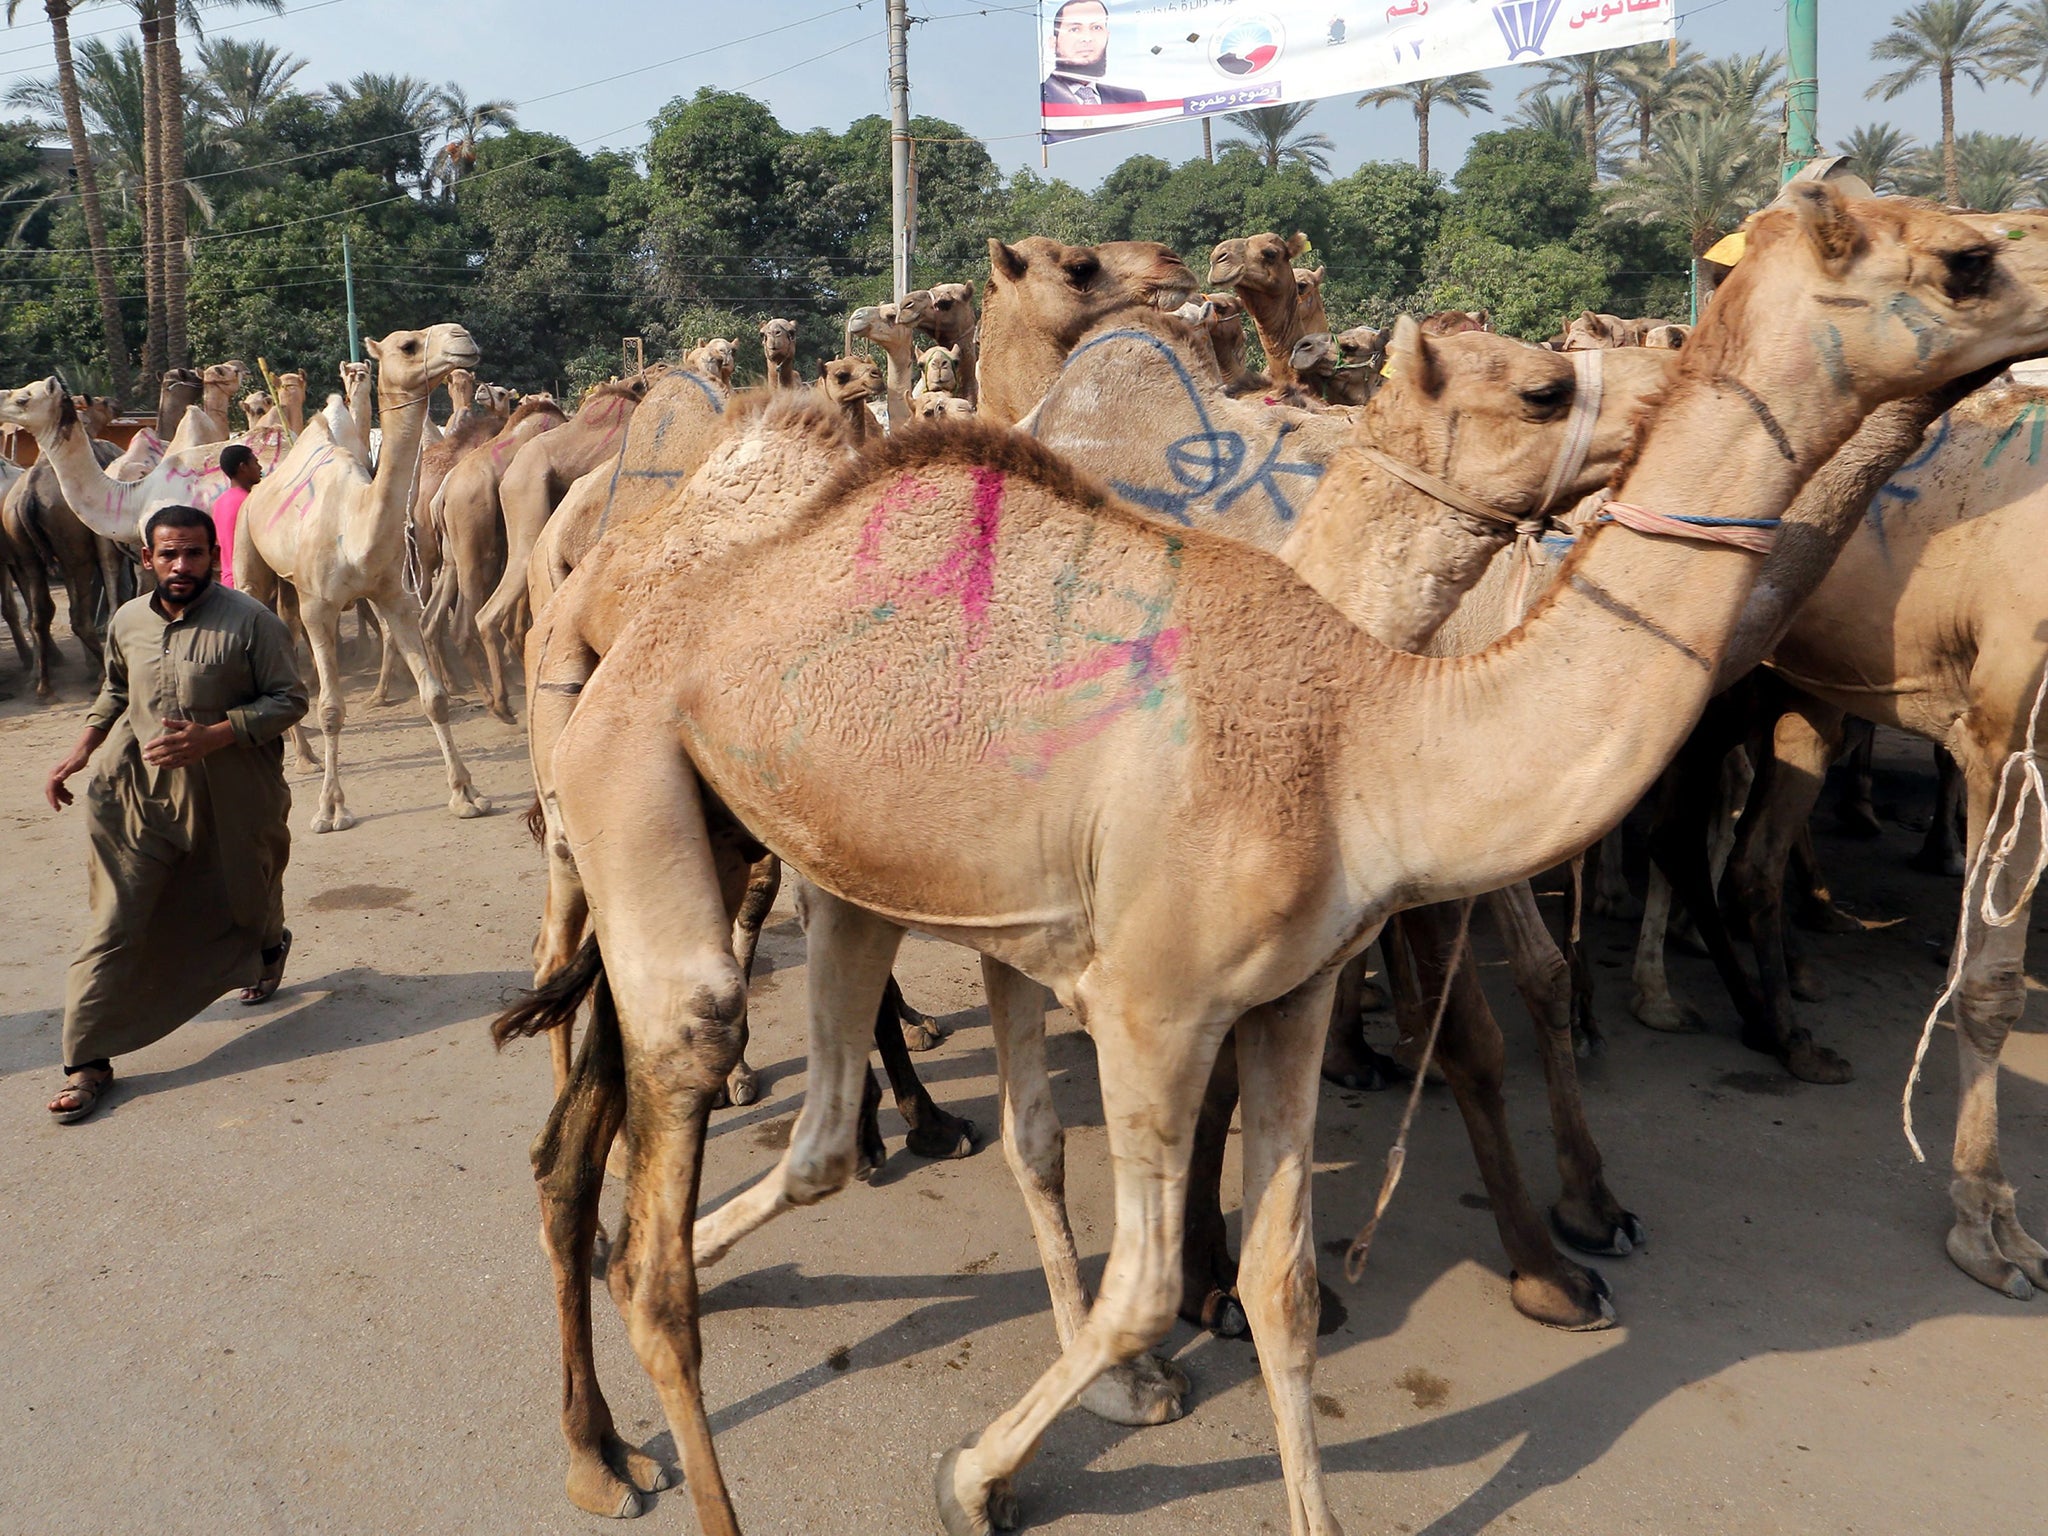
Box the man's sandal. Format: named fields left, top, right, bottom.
left=49, top=1068, right=112, bottom=1124
left=239, top=929, right=292, bottom=1005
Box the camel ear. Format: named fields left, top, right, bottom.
left=363, top=337, right=384, bottom=362
left=989, top=238, right=1027, bottom=282
left=1286, top=232, right=1309, bottom=259
left=1385, top=315, right=1440, bottom=396
left=1786, top=180, right=1866, bottom=271
left=1310, top=265, right=1325, bottom=283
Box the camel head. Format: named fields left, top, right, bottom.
left=1292, top=265, right=1329, bottom=331
left=1418, top=309, right=1490, bottom=338
left=760, top=318, right=799, bottom=371
left=1562, top=311, right=1638, bottom=350
left=199, top=360, right=247, bottom=412
left=240, top=390, right=273, bottom=428
left=339, top=359, right=370, bottom=402
left=446, top=367, right=477, bottom=412
left=916, top=393, right=976, bottom=421
left=916, top=344, right=961, bottom=394
left=815, top=354, right=885, bottom=410
left=1640, top=324, right=1691, bottom=350
left=0, top=376, right=75, bottom=439
left=900, top=282, right=977, bottom=344
left=1206, top=231, right=1308, bottom=296
left=157, top=366, right=201, bottom=417
left=71, top=394, right=115, bottom=438
left=1288, top=332, right=1338, bottom=379
left=277, top=371, right=307, bottom=410
left=846, top=303, right=916, bottom=367
left=1336, top=324, right=1389, bottom=370
left=363, top=324, right=482, bottom=405
left=1691, top=186, right=2048, bottom=412
left=685, top=337, right=739, bottom=389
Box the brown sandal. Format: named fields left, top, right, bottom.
left=49, top=1067, right=113, bottom=1124
left=240, top=929, right=292, bottom=1005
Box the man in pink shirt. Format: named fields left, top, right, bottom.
left=210, top=444, right=263, bottom=587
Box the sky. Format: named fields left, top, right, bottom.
left=0, top=0, right=2040, bottom=187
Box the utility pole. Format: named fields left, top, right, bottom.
left=1202, top=117, right=1214, bottom=163
left=341, top=227, right=361, bottom=364
left=1784, top=0, right=1818, bottom=181
left=887, top=0, right=913, bottom=301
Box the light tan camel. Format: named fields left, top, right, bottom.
left=500, top=189, right=2048, bottom=1533
left=2, top=439, right=124, bottom=698
left=165, top=359, right=247, bottom=453
left=977, top=237, right=1196, bottom=425
left=759, top=318, right=800, bottom=389
left=0, top=380, right=288, bottom=544
left=913, top=343, right=961, bottom=400
left=1290, top=332, right=1376, bottom=406
left=900, top=282, right=979, bottom=406
left=472, top=377, right=653, bottom=720
left=684, top=339, right=738, bottom=392
left=232, top=325, right=489, bottom=832
left=239, top=391, right=272, bottom=433
left=845, top=302, right=918, bottom=429
left=1292, top=264, right=1330, bottom=335
left=1178, top=291, right=1262, bottom=393
left=268, top=371, right=308, bottom=436
left=917, top=392, right=975, bottom=421
left=338, top=360, right=373, bottom=460
left=814, top=355, right=885, bottom=443
left=1208, top=231, right=1312, bottom=385
left=424, top=394, right=567, bottom=687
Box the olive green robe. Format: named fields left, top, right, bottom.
left=62, top=581, right=308, bottom=1068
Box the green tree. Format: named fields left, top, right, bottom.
left=193, top=34, right=304, bottom=142
left=1355, top=73, right=1491, bottom=177
left=1320, top=158, right=1444, bottom=319
left=431, top=82, right=515, bottom=192
left=1868, top=0, right=2022, bottom=204
left=1421, top=232, right=1609, bottom=339
left=1839, top=121, right=1920, bottom=192
left=2008, top=0, right=2048, bottom=90
left=324, top=71, right=440, bottom=191
left=1218, top=102, right=1334, bottom=176
left=1508, top=89, right=1625, bottom=171
left=1609, top=110, right=1774, bottom=256
left=1091, top=153, right=1171, bottom=240
left=1449, top=128, right=1595, bottom=247
left=1899, top=129, right=2048, bottom=207
left=1523, top=49, right=1624, bottom=178
left=1608, top=41, right=1702, bottom=161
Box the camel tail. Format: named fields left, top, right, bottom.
left=523, top=795, right=546, bottom=845
left=491, top=934, right=602, bottom=1047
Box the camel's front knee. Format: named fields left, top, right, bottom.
left=626, top=953, right=748, bottom=1092
left=1958, top=959, right=2026, bottom=1055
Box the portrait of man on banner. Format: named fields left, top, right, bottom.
left=1041, top=0, right=1147, bottom=106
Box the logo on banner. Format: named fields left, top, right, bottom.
left=1492, top=0, right=1564, bottom=59
left=1211, top=13, right=1284, bottom=76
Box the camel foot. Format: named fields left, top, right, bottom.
left=1631, top=987, right=1704, bottom=1034
left=722, top=1060, right=760, bottom=1109
left=1321, top=1034, right=1404, bottom=1093
left=489, top=701, right=518, bottom=726
left=1948, top=1183, right=2048, bottom=1298
left=565, top=1435, right=665, bottom=1520
left=1509, top=1260, right=1615, bottom=1331
left=451, top=788, right=491, bottom=820
left=1834, top=799, right=1883, bottom=839
left=935, top=1444, right=1021, bottom=1536
left=1077, top=1352, right=1189, bottom=1426
left=369, top=690, right=396, bottom=708
left=1180, top=1285, right=1249, bottom=1340
left=855, top=1112, right=887, bottom=1183
left=1552, top=1198, right=1647, bottom=1258
left=904, top=1110, right=978, bottom=1161
left=310, top=807, right=358, bottom=834
left=1753, top=1027, right=1853, bottom=1085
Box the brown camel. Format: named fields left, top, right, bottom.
left=917, top=392, right=975, bottom=421
left=900, top=282, right=979, bottom=406
left=1290, top=331, right=1377, bottom=406
left=759, top=318, right=800, bottom=389
left=239, top=391, right=272, bottom=433
left=684, top=338, right=738, bottom=392
left=499, top=189, right=2047, bottom=1533
left=814, top=355, right=885, bottom=443
left=471, top=376, right=653, bottom=720
left=423, top=394, right=567, bottom=689
left=1292, top=263, right=1330, bottom=334
left=1188, top=291, right=1263, bottom=393
left=1, top=437, right=126, bottom=698
left=913, top=343, right=961, bottom=401
left=845, top=302, right=919, bottom=429
left=1208, top=231, right=1314, bottom=385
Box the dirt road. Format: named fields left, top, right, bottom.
left=3, top=659, right=2045, bottom=1534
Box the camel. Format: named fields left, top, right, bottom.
left=845, top=302, right=919, bottom=429
left=1, top=446, right=123, bottom=698
left=424, top=393, right=567, bottom=687
left=470, top=376, right=653, bottom=720
left=1564, top=311, right=1668, bottom=350
left=759, top=318, right=800, bottom=389
left=232, top=325, right=489, bottom=832
left=252, top=371, right=308, bottom=437
left=913, top=344, right=961, bottom=400
left=442, top=366, right=479, bottom=432
left=1208, top=231, right=1313, bottom=385
left=1188, top=291, right=1263, bottom=393
left=165, top=360, right=247, bottom=453
left=496, top=189, right=2048, bottom=1533
left=900, top=283, right=979, bottom=406
left=1290, top=332, right=1376, bottom=406
left=153, top=366, right=202, bottom=439
left=976, top=237, right=1196, bottom=426
left=0, top=381, right=289, bottom=545
left=239, top=391, right=272, bottom=433
left=684, top=339, right=738, bottom=393
left=1292, top=264, right=1330, bottom=335
left=917, top=393, right=975, bottom=421
left=814, top=355, right=884, bottom=443
left=1336, top=323, right=1388, bottom=371
left=1645, top=323, right=1692, bottom=349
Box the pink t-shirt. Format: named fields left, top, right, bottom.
left=209, top=485, right=248, bottom=587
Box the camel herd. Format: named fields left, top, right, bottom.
left=5, top=182, right=2048, bottom=1533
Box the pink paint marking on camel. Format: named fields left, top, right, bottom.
left=855, top=468, right=1003, bottom=658
left=1001, top=625, right=1186, bottom=777
left=264, top=445, right=335, bottom=526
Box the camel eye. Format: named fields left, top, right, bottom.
left=1943, top=245, right=1995, bottom=301
left=1064, top=254, right=1100, bottom=285
left=1521, top=382, right=1570, bottom=416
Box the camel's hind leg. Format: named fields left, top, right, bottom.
left=936, top=989, right=1233, bottom=1536
left=366, top=593, right=489, bottom=819
left=983, top=957, right=1188, bottom=1428
left=1485, top=882, right=1642, bottom=1258
left=720, top=853, right=781, bottom=1109
left=1944, top=719, right=2048, bottom=1298
left=0, top=566, right=29, bottom=668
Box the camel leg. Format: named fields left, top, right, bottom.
left=694, top=883, right=904, bottom=1270
left=1912, top=744, right=1969, bottom=876
left=367, top=595, right=489, bottom=819
left=936, top=994, right=1234, bottom=1536
left=19, top=552, right=55, bottom=700
left=299, top=600, right=355, bottom=833
left=874, top=974, right=977, bottom=1159
left=1180, top=1042, right=1251, bottom=1339
left=1831, top=717, right=1881, bottom=836
left=555, top=703, right=759, bottom=1534
left=720, top=854, right=781, bottom=1108
left=983, top=957, right=1189, bottom=1427
left=1589, top=825, right=1633, bottom=918
left=1397, top=903, right=1614, bottom=1331
left=1320, top=951, right=1402, bottom=1090
left=0, top=566, right=29, bottom=668
left=1945, top=741, right=2048, bottom=1298
left=895, top=982, right=947, bottom=1051
left=1485, top=883, right=1643, bottom=1257
left=475, top=577, right=523, bottom=724
left=369, top=614, right=407, bottom=706
left=1232, top=973, right=1347, bottom=1536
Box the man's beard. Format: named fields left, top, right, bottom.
left=160, top=569, right=214, bottom=604
left=1053, top=48, right=1108, bottom=78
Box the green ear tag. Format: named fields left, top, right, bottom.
left=2010, top=229, right=2029, bottom=240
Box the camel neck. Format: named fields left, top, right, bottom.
left=39, top=419, right=132, bottom=541
left=346, top=385, right=428, bottom=567
left=1239, top=284, right=1300, bottom=384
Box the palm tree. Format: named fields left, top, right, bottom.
left=1524, top=49, right=1623, bottom=178
left=1218, top=102, right=1334, bottom=176
left=1839, top=121, right=1920, bottom=193
left=1867, top=0, right=2023, bottom=205
left=326, top=70, right=442, bottom=190
left=1610, top=109, right=1776, bottom=255
left=1899, top=130, right=2048, bottom=208
left=1608, top=41, right=1702, bottom=161
left=1355, top=73, right=1490, bottom=177
left=192, top=36, right=304, bottom=138
left=2, top=0, right=131, bottom=401
left=431, top=82, right=515, bottom=192
left=2006, top=0, right=2048, bottom=91
left=1683, top=49, right=1787, bottom=123
left=1508, top=89, right=1624, bottom=171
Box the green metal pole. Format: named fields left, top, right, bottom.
left=1784, top=0, right=1818, bottom=181
left=342, top=227, right=360, bottom=364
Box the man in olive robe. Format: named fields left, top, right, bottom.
left=44, top=504, right=307, bottom=1122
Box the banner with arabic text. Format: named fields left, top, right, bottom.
left=1038, top=0, right=1673, bottom=144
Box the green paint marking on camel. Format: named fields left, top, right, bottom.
left=1983, top=402, right=2048, bottom=470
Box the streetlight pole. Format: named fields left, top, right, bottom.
left=1784, top=0, right=1819, bottom=181
left=887, top=0, right=913, bottom=301
left=341, top=227, right=361, bottom=365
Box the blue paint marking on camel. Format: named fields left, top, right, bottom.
left=591, top=370, right=728, bottom=542
left=1865, top=411, right=1952, bottom=556
left=1043, top=328, right=1325, bottom=527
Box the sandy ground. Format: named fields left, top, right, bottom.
left=3, top=635, right=2047, bottom=1536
